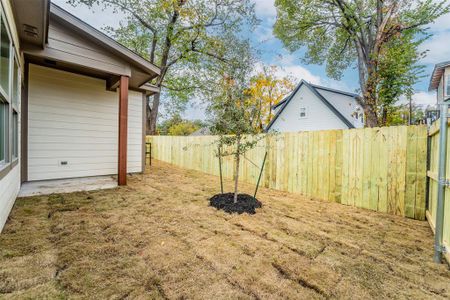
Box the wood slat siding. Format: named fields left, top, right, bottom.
left=28, top=64, right=142, bottom=181
left=148, top=125, right=427, bottom=220
left=427, top=119, right=450, bottom=262
left=24, top=20, right=131, bottom=77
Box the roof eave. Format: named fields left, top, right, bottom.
left=428, top=62, right=450, bottom=91
left=265, top=80, right=355, bottom=131
left=265, top=80, right=307, bottom=132
left=49, top=3, right=161, bottom=77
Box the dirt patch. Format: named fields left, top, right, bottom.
left=209, top=193, right=262, bottom=214
left=1, top=160, right=449, bottom=299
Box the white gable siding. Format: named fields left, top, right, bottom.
left=269, top=84, right=348, bottom=132
left=28, top=64, right=143, bottom=181
left=23, top=19, right=131, bottom=77
left=315, top=89, right=364, bottom=128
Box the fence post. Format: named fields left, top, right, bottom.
left=434, top=102, right=448, bottom=263
left=218, top=145, right=224, bottom=194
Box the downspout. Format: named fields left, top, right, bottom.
left=434, top=100, right=449, bottom=263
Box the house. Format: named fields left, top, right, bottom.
left=429, top=61, right=450, bottom=103
left=190, top=127, right=211, bottom=136
left=0, top=0, right=161, bottom=231
left=265, top=80, right=364, bottom=132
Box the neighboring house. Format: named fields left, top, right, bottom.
left=190, top=127, right=211, bottom=136
left=266, top=80, right=364, bottom=132
left=429, top=61, right=450, bottom=103
left=0, top=0, right=161, bottom=231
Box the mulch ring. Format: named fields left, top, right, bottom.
left=209, top=193, right=262, bottom=214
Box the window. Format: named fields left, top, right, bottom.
left=11, top=57, right=19, bottom=161
left=0, top=16, right=11, bottom=95
left=0, top=9, right=21, bottom=173
left=299, top=107, right=307, bottom=118
left=12, top=110, right=17, bottom=159
left=0, top=99, right=8, bottom=164
left=12, top=58, right=19, bottom=107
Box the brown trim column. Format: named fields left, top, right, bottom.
left=118, top=76, right=129, bottom=186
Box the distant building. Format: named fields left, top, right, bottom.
left=266, top=80, right=364, bottom=132
left=429, top=61, right=450, bottom=103
left=190, top=127, right=211, bottom=136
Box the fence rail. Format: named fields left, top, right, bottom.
left=147, top=125, right=427, bottom=220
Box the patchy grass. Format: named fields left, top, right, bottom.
left=1, top=161, right=449, bottom=299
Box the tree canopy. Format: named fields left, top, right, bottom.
left=245, top=66, right=294, bottom=131
left=68, top=0, right=257, bottom=133
left=273, top=0, right=449, bottom=127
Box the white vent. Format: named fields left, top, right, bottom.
left=23, top=24, right=38, bottom=38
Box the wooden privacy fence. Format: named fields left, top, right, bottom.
left=427, top=119, right=450, bottom=259
left=147, top=125, right=427, bottom=220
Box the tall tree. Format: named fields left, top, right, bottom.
left=208, top=39, right=260, bottom=203
left=273, top=0, right=449, bottom=127
left=68, top=0, right=257, bottom=134
left=245, top=66, right=295, bottom=131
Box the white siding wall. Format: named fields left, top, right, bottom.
left=0, top=0, right=22, bottom=232
left=315, top=89, right=364, bottom=128
left=269, top=84, right=348, bottom=132
left=438, top=76, right=444, bottom=103
left=0, top=166, right=20, bottom=231
left=28, top=64, right=143, bottom=181
left=23, top=19, right=131, bottom=77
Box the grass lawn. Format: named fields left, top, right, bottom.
left=1, top=161, right=450, bottom=299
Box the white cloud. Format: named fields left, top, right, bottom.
left=428, top=13, right=450, bottom=33
left=182, top=101, right=208, bottom=120
left=420, top=31, right=450, bottom=64
left=52, top=0, right=123, bottom=30
left=277, top=65, right=322, bottom=84
left=254, top=22, right=275, bottom=42
left=255, top=54, right=322, bottom=85
left=253, top=0, right=276, bottom=17
left=412, top=91, right=437, bottom=106
left=399, top=91, right=437, bottom=107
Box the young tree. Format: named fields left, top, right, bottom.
left=245, top=66, right=295, bottom=131
left=68, top=0, right=257, bottom=134
left=273, top=0, right=449, bottom=127
left=208, top=40, right=261, bottom=203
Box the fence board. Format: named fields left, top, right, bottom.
left=148, top=125, right=427, bottom=220
left=427, top=118, right=450, bottom=263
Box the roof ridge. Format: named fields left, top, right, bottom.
left=309, top=83, right=359, bottom=98
left=265, top=80, right=355, bottom=131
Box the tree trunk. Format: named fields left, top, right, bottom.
left=363, top=100, right=379, bottom=127
left=358, top=59, right=380, bottom=128
left=233, top=136, right=241, bottom=204
left=148, top=92, right=160, bottom=135
left=146, top=101, right=152, bottom=135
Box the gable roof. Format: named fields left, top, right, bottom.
left=265, top=80, right=357, bottom=131
left=11, top=0, right=161, bottom=88
left=50, top=4, right=160, bottom=77
left=429, top=61, right=450, bottom=91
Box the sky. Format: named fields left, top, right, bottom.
left=53, top=0, right=450, bottom=120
